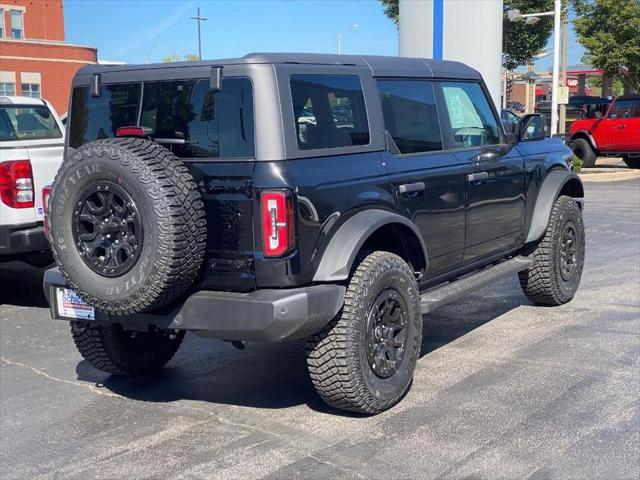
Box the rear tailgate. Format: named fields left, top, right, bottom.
left=187, top=160, right=257, bottom=291
left=27, top=139, right=64, bottom=220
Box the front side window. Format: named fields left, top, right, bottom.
left=290, top=74, right=370, bottom=150
left=377, top=79, right=443, bottom=154
left=0, top=105, right=62, bottom=141
left=21, top=83, right=40, bottom=98
left=441, top=82, right=501, bottom=148
left=0, top=82, right=15, bottom=96
left=10, top=10, right=23, bottom=39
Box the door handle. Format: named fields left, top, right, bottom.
left=617, top=124, right=626, bottom=129
left=467, top=172, right=489, bottom=183
left=398, top=182, right=425, bottom=194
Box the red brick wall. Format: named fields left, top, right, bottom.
left=0, top=0, right=97, bottom=114
left=1, top=57, right=93, bottom=114
left=2, top=0, right=65, bottom=41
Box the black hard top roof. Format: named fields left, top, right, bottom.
left=79, top=52, right=482, bottom=80
left=616, top=94, right=640, bottom=101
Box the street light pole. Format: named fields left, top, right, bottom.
left=550, top=0, right=561, bottom=136
left=190, top=7, right=208, bottom=61
left=507, top=1, right=561, bottom=135
left=558, top=4, right=569, bottom=135
left=338, top=24, right=359, bottom=54
left=146, top=44, right=161, bottom=64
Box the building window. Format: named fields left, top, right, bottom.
left=10, top=10, right=23, bottom=39
left=0, top=9, right=4, bottom=38
left=0, top=82, right=16, bottom=96
left=21, top=83, right=40, bottom=98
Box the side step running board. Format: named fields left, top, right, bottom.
left=420, top=256, right=534, bottom=313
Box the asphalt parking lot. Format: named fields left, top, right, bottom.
left=1, top=179, right=639, bottom=480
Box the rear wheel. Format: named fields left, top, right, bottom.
left=70, top=322, right=184, bottom=375
left=306, top=251, right=422, bottom=414
left=623, top=155, right=640, bottom=169
left=519, top=195, right=585, bottom=306
left=570, top=138, right=597, bottom=168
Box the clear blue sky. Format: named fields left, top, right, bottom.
left=64, top=0, right=399, bottom=63
left=63, top=0, right=584, bottom=69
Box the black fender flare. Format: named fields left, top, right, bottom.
left=525, top=170, right=584, bottom=244
left=570, top=130, right=598, bottom=151
left=312, top=209, right=428, bottom=282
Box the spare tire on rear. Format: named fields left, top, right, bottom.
left=49, top=138, right=206, bottom=315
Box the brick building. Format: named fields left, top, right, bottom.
left=0, top=0, right=97, bottom=114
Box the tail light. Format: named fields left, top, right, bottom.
left=261, top=190, right=294, bottom=257
left=43, top=185, right=52, bottom=240
left=0, top=160, right=35, bottom=208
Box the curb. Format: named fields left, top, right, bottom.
left=578, top=170, right=640, bottom=182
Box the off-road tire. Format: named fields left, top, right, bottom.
left=306, top=251, right=422, bottom=414
left=623, top=156, right=640, bottom=169
left=519, top=195, right=585, bottom=306
left=570, top=138, right=597, bottom=168
left=70, top=322, right=184, bottom=375
left=49, top=138, right=206, bottom=315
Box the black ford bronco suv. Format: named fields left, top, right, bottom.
left=44, top=53, right=585, bottom=414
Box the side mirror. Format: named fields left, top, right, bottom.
left=519, top=113, right=546, bottom=141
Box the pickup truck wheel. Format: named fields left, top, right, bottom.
left=306, top=251, right=422, bottom=414
left=70, top=322, right=184, bottom=375
left=570, top=138, right=597, bottom=168
left=49, top=138, right=206, bottom=315
left=623, top=156, right=640, bottom=169
left=519, top=195, right=585, bottom=306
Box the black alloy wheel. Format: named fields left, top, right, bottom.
left=559, top=221, right=579, bottom=282
left=366, top=289, right=408, bottom=379
left=73, top=182, right=142, bottom=277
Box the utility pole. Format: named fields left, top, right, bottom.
left=190, top=7, right=207, bottom=61
left=558, top=4, right=569, bottom=135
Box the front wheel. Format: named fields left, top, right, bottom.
left=71, top=322, right=184, bottom=375
left=570, top=138, right=597, bottom=168
left=306, top=251, right=423, bottom=414
left=519, top=195, right=585, bottom=305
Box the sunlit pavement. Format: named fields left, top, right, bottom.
left=1, top=179, right=638, bottom=480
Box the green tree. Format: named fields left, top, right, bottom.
left=379, top=0, right=555, bottom=70
left=573, top=0, right=640, bottom=94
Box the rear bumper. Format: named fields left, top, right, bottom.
left=0, top=222, right=49, bottom=257
left=43, top=268, right=345, bottom=342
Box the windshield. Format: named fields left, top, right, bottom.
left=0, top=105, right=62, bottom=142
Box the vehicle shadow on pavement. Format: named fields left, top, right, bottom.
left=0, top=261, right=51, bottom=308
left=74, top=289, right=526, bottom=414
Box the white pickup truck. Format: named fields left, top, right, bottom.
left=0, top=96, right=65, bottom=266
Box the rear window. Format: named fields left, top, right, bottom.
left=0, top=105, right=62, bottom=141
left=69, top=78, right=255, bottom=159
left=290, top=74, right=370, bottom=150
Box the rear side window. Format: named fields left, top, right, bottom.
left=290, top=75, right=370, bottom=150
left=609, top=99, right=640, bottom=119
left=377, top=79, right=443, bottom=154
left=0, top=105, right=62, bottom=141
left=69, top=78, right=255, bottom=159
left=441, top=82, right=501, bottom=148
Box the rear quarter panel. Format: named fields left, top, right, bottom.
left=251, top=152, right=394, bottom=288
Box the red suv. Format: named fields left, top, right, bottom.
left=569, top=95, right=640, bottom=168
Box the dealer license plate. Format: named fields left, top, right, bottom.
left=56, top=288, right=95, bottom=320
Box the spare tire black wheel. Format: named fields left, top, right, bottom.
left=49, top=138, right=206, bottom=315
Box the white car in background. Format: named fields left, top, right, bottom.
left=0, top=96, right=65, bottom=267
